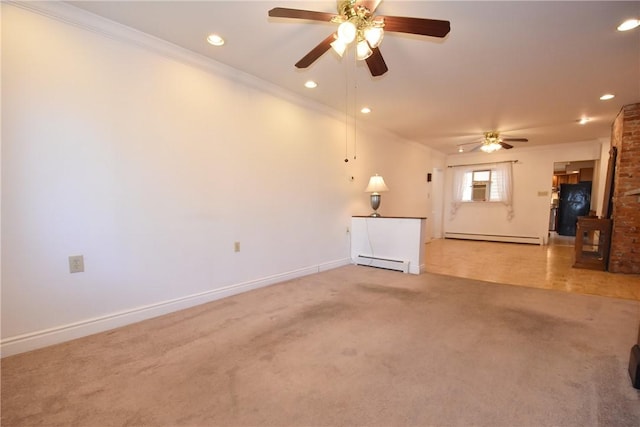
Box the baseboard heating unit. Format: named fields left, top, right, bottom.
left=354, top=255, right=410, bottom=273
left=444, top=232, right=542, bottom=245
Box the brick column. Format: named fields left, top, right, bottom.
left=609, top=102, right=640, bottom=273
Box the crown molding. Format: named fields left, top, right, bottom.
left=6, top=1, right=344, bottom=120
left=6, top=1, right=431, bottom=152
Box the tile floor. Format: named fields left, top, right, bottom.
left=424, top=235, right=640, bottom=301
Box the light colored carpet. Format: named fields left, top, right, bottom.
left=2, top=265, right=640, bottom=426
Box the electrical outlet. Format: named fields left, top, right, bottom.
left=69, top=255, right=84, bottom=273
left=234, top=242, right=240, bottom=252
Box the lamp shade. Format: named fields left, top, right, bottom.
left=356, top=40, right=373, bottom=60
left=364, top=26, right=384, bottom=48
left=330, top=38, right=347, bottom=57
left=365, top=174, right=389, bottom=193
left=337, top=21, right=357, bottom=44
left=480, top=141, right=502, bottom=153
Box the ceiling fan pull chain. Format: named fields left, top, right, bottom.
left=344, top=48, right=350, bottom=163
left=353, top=54, right=357, bottom=160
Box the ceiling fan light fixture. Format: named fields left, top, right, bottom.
left=337, top=21, right=357, bottom=44
left=356, top=40, right=373, bottom=60
left=364, top=26, right=384, bottom=48
left=330, top=38, right=348, bottom=57
left=268, top=3, right=450, bottom=77
left=480, top=142, right=502, bottom=153
left=480, top=132, right=502, bottom=153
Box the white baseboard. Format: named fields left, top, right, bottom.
left=1, top=258, right=351, bottom=357
left=444, top=232, right=543, bottom=245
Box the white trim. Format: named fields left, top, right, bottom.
left=4, top=0, right=423, bottom=150
left=444, top=232, right=542, bottom=245
left=0, top=258, right=351, bottom=357
left=5, top=1, right=338, bottom=120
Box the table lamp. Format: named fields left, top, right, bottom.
left=365, top=174, right=389, bottom=217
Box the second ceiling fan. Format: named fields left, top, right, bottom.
left=460, top=131, right=529, bottom=153
left=268, top=0, right=451, bottom=76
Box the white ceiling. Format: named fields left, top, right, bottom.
left=68, top=1, right=640, bottom=154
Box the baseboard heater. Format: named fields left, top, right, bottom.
left=444, top=232, right=542, bottom=245
left=354, top=255, right=410, bottom=273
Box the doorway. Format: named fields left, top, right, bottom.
left=551, top=161, right=595, bottom=237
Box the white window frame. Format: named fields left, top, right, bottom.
left=451, top=162, right=514, bottom=219
left=467, top=169, right=491, bottom=202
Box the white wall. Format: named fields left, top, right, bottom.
left=345, top=129, right=445, bottom=219
left=1, top=3, right=441, bottom=355
left=443, top=141, right=604, bottom=244
left=594, top=139, right=612, bottom=217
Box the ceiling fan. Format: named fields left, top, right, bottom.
left=268, top=0, right=451, bottom=76
left=459, top=131, right=529, bottom=153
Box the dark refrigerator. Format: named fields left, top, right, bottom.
left=557, top=182, right=592, bottom=236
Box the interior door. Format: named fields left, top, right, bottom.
left=557, top=182, right=592, bottom=236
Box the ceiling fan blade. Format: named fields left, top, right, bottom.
left=380, top=16, right=451, bottom=38
left=268, top=7, right=336, bottom=22
left=470, top=144, right=483, bottom=152
left=295, top=33, right=336, bottom=69
left=499, top=142, right=514, bottom=149
left=357, top=0, right=382, bottom=13
left=502, top=138, right=528, bottom=142
left=365, top=47, right=388, bottom=76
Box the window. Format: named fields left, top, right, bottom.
left=460, top=169, right=509, bottom=202
left=451, top=161, right=514, bottom=219
left=469, top=169, right=491, bottom=202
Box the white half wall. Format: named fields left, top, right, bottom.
left=443, top=141, right=604, bottom=245
left=1, top=3, right=443, bottom=356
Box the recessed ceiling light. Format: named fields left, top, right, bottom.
left=360, top=107, right=371, bottom=114
left=458, top=147, right=464, bottom=153
left=579, top=117, right=590, bottom=125
left=617, top=19, right=640, bottom=31
left=304, top=80, right=317, bottom=89
left=206, top=34, right=225, bottom=46
left=600, top=93, right=615, bottom=100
